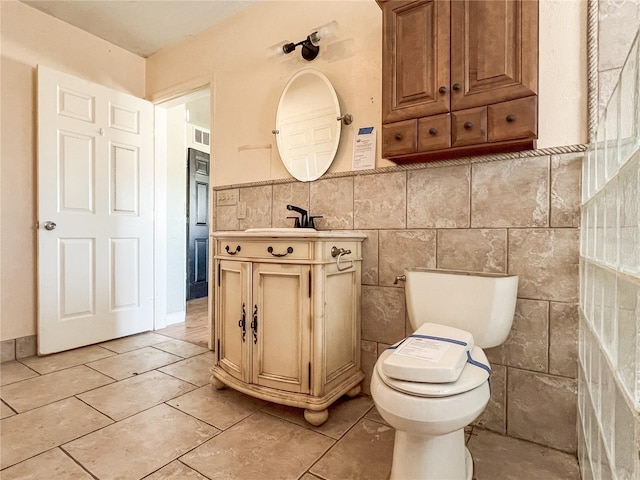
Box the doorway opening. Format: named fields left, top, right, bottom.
left=154, top=88, right=211, bottom=347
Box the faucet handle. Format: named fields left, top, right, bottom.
left=308, top=216, right=323, bottom=229
left=286, top=216, right=301, bottom=228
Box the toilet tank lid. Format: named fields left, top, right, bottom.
left=382, top=323, right=474, bottom=383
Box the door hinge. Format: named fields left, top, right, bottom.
left=308, top=362, right=311, bottom=391
left=308, top=270, right=311, bottom=298
left=217, top=338, right=220, bottom=363
left=217, top=263, right=221, bottom=286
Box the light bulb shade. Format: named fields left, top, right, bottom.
left=266, top=40, right=291, bottom=61
left=310, top=20, right=340, bottom=46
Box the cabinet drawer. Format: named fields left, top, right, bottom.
left=418, top=114, right=451, bottom=151
left=382, top=120, right=417, bottom=157
left=218, top=240, right=312, bottom=260
left=488, top=97, right=538, bottom=142
left=452, top=107, right=487, bottom=147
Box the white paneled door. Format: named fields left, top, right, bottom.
left=37, top=65, right=154, bottom=354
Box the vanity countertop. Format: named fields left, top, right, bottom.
left=213, top=229, right=368, bottom=239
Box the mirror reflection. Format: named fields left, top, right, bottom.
left=275, top=69, right=341, bottom=181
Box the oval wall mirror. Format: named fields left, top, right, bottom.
left=275, top=69, right=342, bottom=182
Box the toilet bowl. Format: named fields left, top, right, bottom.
left=371, top=345, right=490, bottom=480
left=370, top=269, right=518, bottom=480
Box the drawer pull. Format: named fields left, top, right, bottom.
left=267, top=245, right=294, bottom=257
left=394, top=133, right=403, bottom=141
left=464, top=121, right=473, bottom=130
left=429, top=128, right=437, bottom=135
left=225, top=245, right=241, bottom=255
left=452, top=83, right=461, bottom=91
left=438, top=86, right=448, bottom=94
left=506, top=114, right=516, bottom=123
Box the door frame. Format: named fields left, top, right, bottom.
left=152, top=79, right=212, bottom=333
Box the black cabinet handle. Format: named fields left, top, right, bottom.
left=394, top=133, right=403, bottom=141
left=438, top=86, right=447, bottom=94
left=464, top=121, right=473, bottom=129
left=452, top=83, right=461, bottom=91
left=429, top=128, right=437, bottom=135
left=506, top=114, right=516, bottom=123
left=267, top=246, right=294, bottom=257
left=251, top=305, right=258, bottom=344
left=238, top=303, right=246, bottom=342
left=225, top=245, right=241, bottom=255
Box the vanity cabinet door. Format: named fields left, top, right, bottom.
left=382, top=0, right=450, bottom=123
left=216, top=260, right=251, bottom=382
left=251, top=263, right=311, bottom=394
left=450, top=0, right=538, bottom=111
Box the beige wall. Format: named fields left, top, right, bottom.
left=146, top=1, right=587, bottom=187
left=0, top=0, right=145, bottom=341
left=146, top=1, right=386, bottom=186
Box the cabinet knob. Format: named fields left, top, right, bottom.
left=464, top=121, right=473, bottom=130
left=506, top=114, right=516, bottom=123
left=429, top=128, right=437, bottom=135
left=438, top=86, right=447, bottom=94
left=394, top=133, right=403, bottom=141
left=452, top=83, right=461, bottom=91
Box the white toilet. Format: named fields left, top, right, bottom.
left=370, top=268, right=518, bottom=480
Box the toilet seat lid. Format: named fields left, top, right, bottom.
left=376, top=346, right=490, bottom=398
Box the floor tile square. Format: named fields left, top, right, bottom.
left=78, top=370, right=197, bottom=420
left=168, top=385, right=267, bottom=430
left=1, top=400, right=15, bottom=419
left=0, top=360, right=38, bottom=385
left=99, top=332, right=171, bottom=353
left=18, top=345, right=115, bottom=375
left=63, top=404, right=219, bottom=480
left=309, top=417, right=394, bottom=480
left=0, top=448, right=93, bottom=479
left=181, top=411, right=334, bottom=479
left=143, top=460, right=209, bottom=479
left=152, top=338, right=209, bottom=358
left=262, top=394, right=374, bottom=439
left=468, top=428, right=581, bottom=480
left=86, top=346, right=181, bottom=380
left=1, top=365, right=113, bottom=412
left=159, top=351, right=216, bottom=386
left=0, top=397, right=112, bottom=469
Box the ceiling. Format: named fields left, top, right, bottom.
left=20, top=0, right=257, bottom=58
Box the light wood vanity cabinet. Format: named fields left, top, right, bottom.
left=380, top=0, right=538, bottom=164
left=211, top=231, right=366, bottom=426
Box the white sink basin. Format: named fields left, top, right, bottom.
left=244, top=228, right=316, bottom=233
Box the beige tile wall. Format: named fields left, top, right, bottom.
left=214, top=151, right=583, bottom=454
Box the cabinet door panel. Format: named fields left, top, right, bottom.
left=217, top=260, right=250, bottom=382
left=382, top=0, right=450, bottom=122
left=252, top=263, right=310, bottom=394
left=488, top=96, right=537, bottom=142
left=450, top=0, right=538, bottom=110
left=452, top=107, right=487, bottom=146
left=418, top=113, right=451, bottom=151
left=382, top=119, right=417, bottom=157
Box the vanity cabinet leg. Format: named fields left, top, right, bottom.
left=345, top=384, right=362, bottom=398
left=304, top=408, right=329, bottom=426
left=210, top=375, right=226, bottom=390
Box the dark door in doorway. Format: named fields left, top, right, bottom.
left=186, top=148, right=209, bottom=300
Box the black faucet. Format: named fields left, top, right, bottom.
left=286, top=205, right=322, bottom=229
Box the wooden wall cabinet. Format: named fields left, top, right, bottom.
left=211, top=231, right=366, bottom=426
left=380, top=0, right=538, bottom=164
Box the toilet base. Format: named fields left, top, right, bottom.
left=389, top=428, right=472, bottom=480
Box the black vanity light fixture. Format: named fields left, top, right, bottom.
left=274, top=21, right=340, bottom=61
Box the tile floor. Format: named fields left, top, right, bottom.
left=0, top=331, right=581, bottom=480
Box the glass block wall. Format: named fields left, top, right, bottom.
left=579, top=29, right=640, bottom=479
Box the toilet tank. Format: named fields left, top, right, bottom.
left=404, top=268, right=518, bottom=348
